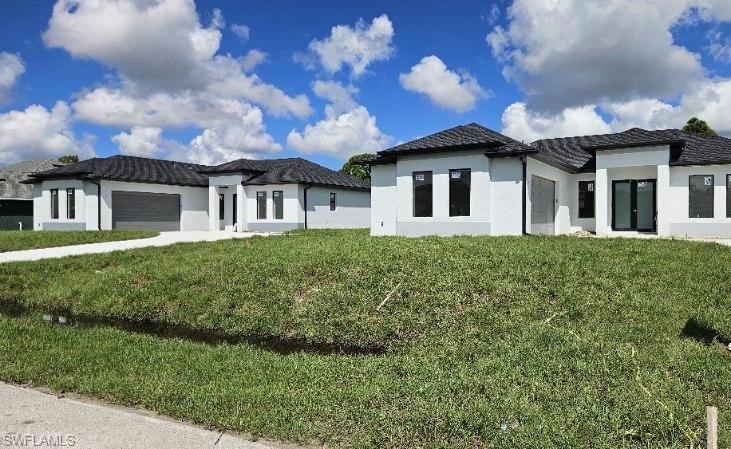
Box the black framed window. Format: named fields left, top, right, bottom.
left=689, top=175, right=714, bottom=218
left=66, top=188, right=75, bottom=219
left=232, top=194, right=237, bottom=225
left=50, top=189, right=58, bottom=219
left=257, top=191, right=266, bottom=219
left=578, top=181, right=595, bottom=219
left=727, top=175, right=731, bottom=218
left=273, top=190, right=283, bottom=219
left=449, top=169, right=470, bottom=217
left=218, top=193, right=225, bottom=220
left=413, top=171, right=433, bottom=217
left=330, top=192, right=336, bottom=211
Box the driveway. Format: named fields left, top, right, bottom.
left=0, top=382, right=287, bottom=449
left=0, top=231, right=272, bottom=264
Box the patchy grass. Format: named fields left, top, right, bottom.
left=0, top=230, right=729, bottom=448
left=0, top=230, right=158, bottom=252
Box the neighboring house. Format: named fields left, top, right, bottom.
left=0, top=159, right=65, bottom=230
left=26, top=155, right=370, bottom=232
left=369, top=123, right=731, bottom=238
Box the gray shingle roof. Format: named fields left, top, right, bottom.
left=380, top=123, right=536, bottom=156
left=532, top=128, right=731, bottom=173
left=28, top=155, right=369, bottom=190
left=204, top=157, right=369, bottom=190
left=0, top=159, right=65, bottom=199
left=27, top=155, right=210, bottom=187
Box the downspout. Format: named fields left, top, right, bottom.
left=303, top=184, right=313, bottom=229
left=520, top=156, right=527, bottom=235
left=89, top=179, right=102, bottom=231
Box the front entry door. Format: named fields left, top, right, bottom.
left=612, top=180, right=656, bottom=232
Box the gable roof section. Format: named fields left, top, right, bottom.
left=0, top=159, right=65, bottom=199
left=203, top=157, right=369, bottom=190
left=379, top=123, right=537, bottom=158
left=27, top=155, right=210, bottom=187
left=532, top=128, right=731, bottom=173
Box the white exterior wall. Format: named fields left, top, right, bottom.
left=370, top=164, right=397, bottom=235
left=244, top=183, right=302, bottom=232
left=568, top=172, right=596, bottom=233
left=525, top=158, right=571, bottom=235
left=489, top=158, right=523, bottom=235
left=99, top=181, right=208, bottom=231
left=306, top=186, right=370, bottom=229
left=668, top=164, right=731, bottom=237
left=34, top=180, right=89, bottom=230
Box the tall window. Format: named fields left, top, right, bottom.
left=50, top=189, right=59, bottom=219
left=273, top=190, right=283, bottom=219
left=257, top=191, right=267, bottom=219
left=232, top=194, right=237, bottom=225
left=727, top=175, right=731, bottom=218
left=578, top=181, right=595, bottom=219
left=66, top=188, right=75, bottom=219
left=689, top=175, right=714, bottom=218
left=413, top=171, right=433, bottom=217
left=330, top=192, right=336, bottom=211
left=449, top=169, right=471, bottom=217
left=218, top=193, right=225, bottom=220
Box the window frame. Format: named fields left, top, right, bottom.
left=256, top=191, right=267, bottom=219
left=218, top=193, right=225, bottom=220
left=448, top=168, right=471, bottom=217
left=578, top=181, right=595, bottom=219
left=412, top=171, right=433, bottom=218
left=50, top=188, right=59, bottom=219
left=232, top=193, right=237, bottom=225
left=727, top=175, right=731, bottom=218
left=329, top=192, right=336, bottom=211
left=689, top=175, right=714, bottom=218
left=66, top=188, right=76, bottom=219
left=273, top=190, right=283, bottom=220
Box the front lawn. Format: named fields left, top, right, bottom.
left=0, top=230, right=158, bottom=252
left=0, top=230, right=729, bottom=448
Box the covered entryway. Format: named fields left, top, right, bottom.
left=111, top=191, right=180, bottom=231
left=611, top=179, right=656, bottom=232
left=531, top=175, right=555, bottom=235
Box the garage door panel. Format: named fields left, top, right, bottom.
left=531, top=175, right=555, bottom=235
left=112, top=191, right=180, bottom=231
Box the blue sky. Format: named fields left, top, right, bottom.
left=0, top=0, right=730, bottom=169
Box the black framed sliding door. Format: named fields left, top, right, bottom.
left=612, top=180, right=656, bottom=232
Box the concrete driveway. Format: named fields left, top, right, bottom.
left=0, top=231, right=272, bottom=264
left=0, top=382, right=287, bottom=449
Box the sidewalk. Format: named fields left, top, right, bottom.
left=0, top=382, right=284, bottom=449
left=0, top=231, right=272, bottom=264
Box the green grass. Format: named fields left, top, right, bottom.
left=0, top=230, right=158, bottom=252
left=0, top=230, right=729, bottom=448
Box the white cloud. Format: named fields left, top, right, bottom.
left=287, top=81, right=392, bottom=158
left=238, top=49, right=267, bottom=72
left=0, top=102, right=94, bottom=164
left=301, top=14, right=395, bottom=77
left=501, top=102, right=611, bottom=142
left=0, top=52, right=25, bottom=102
left=487, top=0, right=721, bottom=111
left=708, top=29, right=731, bottom=62
left=399, top=55, right=488, bottom=112
left=231, top=23, right=250, bottom=41
left=112, top=126, right=177, bottom=158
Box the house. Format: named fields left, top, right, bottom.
left=26, top=155, right=370, bottom=232
left=0, top=159, right=65, bottom=230
left=369, top=123, right=731, bottom=238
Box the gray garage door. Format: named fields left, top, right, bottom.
left=530, top=175, right=555, bottom=235
left=112, top=191, right=180, bottom=231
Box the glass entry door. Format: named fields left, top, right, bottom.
left=612, top=180, right=656, bottom=232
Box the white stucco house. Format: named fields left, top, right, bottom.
left=26, top=155, right=370, bottom=232
left=369, top=123, right=731, bottom=238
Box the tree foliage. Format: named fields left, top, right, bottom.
left=341, top=153, right=375, bottom=181
left=682, top=117, right=718, bottom=137
left=58, top=155, right=80, bottom=164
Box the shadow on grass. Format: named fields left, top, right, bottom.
left=681, top=317, right=728, bottom=348
left=0, top=300, right=386, bottom=356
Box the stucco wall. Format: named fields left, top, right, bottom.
left=243, top=183, right=302, bottom=232
left=305, top=186, right=370, bottom=229
left=668, top=164, right=731, bottom=237
left=34, top=179, right=88, bottom=230
left=370, top=164, right=397, bottom=235
left=489, top=158, right=523, bottom=236
left=567, top=172, right=596, bottom=233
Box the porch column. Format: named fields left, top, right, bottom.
left=236, top=183, right=246, bottom=232
left=595, top=168, right=609, bottom=235
left=208, top=185, right=219, bottom=231
left=656, top=164, right=670, bottom=236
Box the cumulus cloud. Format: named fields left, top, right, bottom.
left=230, top=23, right=250, bottom=41
left=287, top=81, right=392, bottom=158
left=399, top=55, right=488, bottom=112
left=487, top=0, right=715, bottom=111
left=238, top=49, right=267, bottom=72
left=0, top=102, right=94, bottom=165
left=707, top=29, right=731, bottom=62
left=299, top=14, right=395, bottom=77
left=0, top=52, right=25, bottom=102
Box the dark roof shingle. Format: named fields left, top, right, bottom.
left=0, top=159, right=65, bottom=199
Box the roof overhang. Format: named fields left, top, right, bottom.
left=379, top=141, right=506, bottom=157
left=581, top=139, right=685, bottom=151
